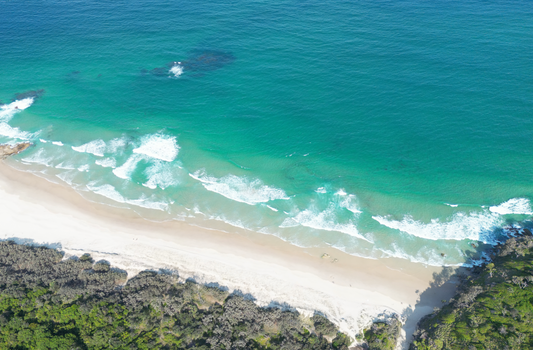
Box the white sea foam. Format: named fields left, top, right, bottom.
left=133, top=133, right=179, bottom=162
left=77, top=164, right=90, bottom=172
left=316, top=187, right=327, bottom=194
left=280, top=190, right=367, bottom=240
left=377, top=244, right=465, bottom=267
left=0, top=99, right=38, bottom=141
left=335, top=189, right=347, bottom=196
left=87, top=183, right=125, bottom=203
left=55, top=162, right=76, bottom=170
left=266, top=205, right=278, bottom=212
left=489, top=198, right=533, bottom=215
left=445, top=203, right=459, bottom=207
left=107, top=137, right=127, bottom=154
left=281, top=206, right=371, bottom=243
left=169, top=64, right=184, bottom=77
left=72, top=139, right=106, bottom=157
left=52, top=141, right=64, bottom=146
left=143, top=160, right=180, bottom=190
left=372, top=211, right=503, bottom=244
left=21, top=148, right=53, bottom=167
left=192, top=205, right=205, bottom=216
left=209, top=215, right=253, bottom=231
left=40, top=139, right=47, bottom=143
left=95, top=157, right=117, bottom=168
left=336, top=190, right=362, bottom=214
left=190, top=170, right=289, bottom=205
left=127, top=195, right=169, bottom=212
left=0, top=122, right=36, bottom=141
left=87, top=182, right=169, bottom=211
left=112, top=154, right=143, bottom=180
left=56, top=171, right=77, bottom=185
left=0, top=98, right=33, bottom=122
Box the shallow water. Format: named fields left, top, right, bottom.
left=1, top=0, right=532, bottom=266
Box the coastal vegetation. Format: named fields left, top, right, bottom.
left=363, top=317, right=401, bottom=350
left=3, top=231, right=532, bottom=350
left=0, top=241, right=351, bottom=350
left=411, top=233, right=533, bottom=350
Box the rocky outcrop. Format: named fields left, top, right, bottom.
left=0, top=142, right=31, bottom=159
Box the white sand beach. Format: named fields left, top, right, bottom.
left=0, top=160, right=458, bottom=349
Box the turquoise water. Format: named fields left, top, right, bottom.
left=1, top=0, right=533, bottom=265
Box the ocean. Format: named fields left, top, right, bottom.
left=1, top=0, right=532, bottom=266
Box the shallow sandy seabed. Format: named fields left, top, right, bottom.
left=0, top=159, right=458, bottom=349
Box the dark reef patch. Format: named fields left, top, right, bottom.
left=143, top=49, right=235, bottom=78
left=181, top=49, right=235, bottom=73
left=12, top=89, right=45, bottom=101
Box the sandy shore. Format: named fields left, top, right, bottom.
left=0, top=160, right=458, bottom=348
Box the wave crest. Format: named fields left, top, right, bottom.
left=489, top=198, right=533, bottom=215
left=0, top=98, right=33, bottom=122
left=169, top=63, right=184, bottom=77
left=190, top=170, right=289, bottom=205
left=133, top=133, right=179, bottom=162
left=72, top=139, right=106, bottom=157
left=372, top=211, right=502, bottom=244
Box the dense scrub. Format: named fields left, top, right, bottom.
left=411, top=234, right=533, bottom=350
left=0, top=241, right=351, bottom=350
left=363, top=317, right=401, bottom=350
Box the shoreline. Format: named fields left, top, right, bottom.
left=0, top=159, right=458, bottom=348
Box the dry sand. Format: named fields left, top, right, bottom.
left=0, top=160, right=459, bottom=349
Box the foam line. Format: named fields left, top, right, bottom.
left=189, top=170, right=289, bottom=205
left=0, top=98, right=33, bottom=122
left=95, top=158, right=117, bottom=168
left=112, top=154, right=143, bottom=180
left=372, top=211, right=502, bottom=244
left=72, top=139, right=106, bottom=157
left=0, top=123, right=36, bottom=141
left=281, top=207, right=371, bottom=243
left=143, top=160, right=180, bottom=190
left=133, top=133, right=179, bottom=162
left=489, top=198, right=533, bottom=215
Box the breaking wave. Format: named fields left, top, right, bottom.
left=190, top=170, right=289, bottom=205
left=489, top=197, right=533, bottom=215
left=133, top=133, right=179, bottom=162
left=113, top=154, right=143, bottom=180
left=21, top=148, right=54, bottom=166
left=0, top=98, right=38, bottom=142
left=86, top=182, right=169, bottom=211
left=143, top=160, right=181, bottom=190
left=372, top=211, right=503, bottom=244
left=0, top=123, right=36, bottom=141
left=169, top=63, right=184, bottom=77
left=374, top=197, right=533, bottom=244
left=86, top=183, right=125, bottom=203
left=280, top=190, right=370, bottom=242
left=0, top=98, right=33, bottom=122
left=95, top=157, right=117, bottom=168
left=72, top=139, right=106, bottom=157
left=3, top=95, right=532, bottom=266
left=107, top=137, right=128, bottom=154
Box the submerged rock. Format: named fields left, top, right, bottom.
left=0, top=142, right=32, bottom=159
left=181, top=49, right=235, bottom=73
left=144, top=49, right=235, bottom=78
left=13, top=89, right=45, bottom=101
